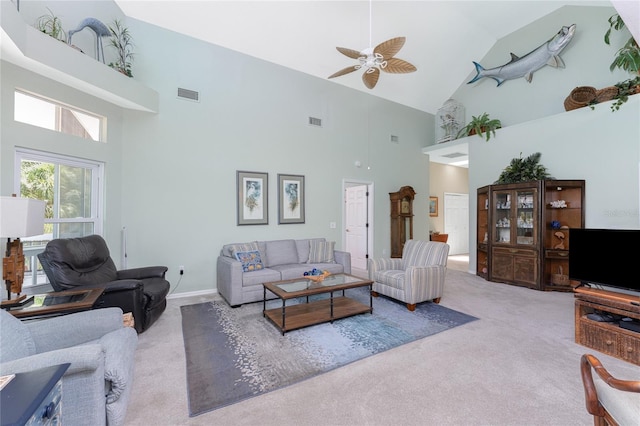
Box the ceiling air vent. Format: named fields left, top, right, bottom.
left=308, top=117, right=322, bottom=127
left=390, top=135, right=399, bottom=144
left=443, top=152, right=467, bottom=158
left=177, top=88, right=199, bottom=102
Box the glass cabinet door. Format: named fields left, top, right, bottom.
left=493, top=191, right=511, bottom=244
left=515, top=189, right=536, bottom=246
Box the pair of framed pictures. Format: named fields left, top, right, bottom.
left=236, top=171, right=305, bottom=225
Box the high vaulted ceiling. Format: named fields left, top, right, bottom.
left=114, top=0, right=624, bottom=115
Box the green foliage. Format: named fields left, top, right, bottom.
left=604, top=14, right=640, bottom=75
left=20, top=161, right=54, bottom=219
left=457, top=113, right=502, bottom=142
left=35, top=7, right=66, bottom=42
left=495, top=152, right=552, bottom=184
left=108, top=19, right=134, bottom=77
left=611, top=76, right=640, bottom=111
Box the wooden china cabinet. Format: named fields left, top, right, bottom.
left=476, top=179, right=584, bottom=291
left=389, top=186, right=415, bottom=258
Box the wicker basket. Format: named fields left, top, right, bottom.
left=550, top=266, right=569, bottom=286
left=595, top=86, right=619, bottom=103
left=564, top=86, right=597, bottom=111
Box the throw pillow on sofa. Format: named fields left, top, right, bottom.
left=308, top=240, right=335, bottom=263
left=229, top=242, right=259, bottom=258
left=234, top=250, right=264, bottom=272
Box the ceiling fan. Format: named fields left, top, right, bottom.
left=327, top=1, right=416, bottom=89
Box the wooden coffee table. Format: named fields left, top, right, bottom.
left=262, top=273, right=373, bottom=335
left=3, top=288, right=104, bottom=319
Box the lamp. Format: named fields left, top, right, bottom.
left=0, top=195, right=46, bottom=300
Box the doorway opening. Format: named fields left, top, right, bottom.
left=343, top=180, right=374, bottom=279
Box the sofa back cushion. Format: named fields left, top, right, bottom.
left=403, top=240, right=449, bottom=268
left=222, top=241, right=259, bottom=258
left=308, top=240, right=336, bottom=263
left=264, top=239, right=298, bottom=267
left=295, top=238, right=325, bottom=263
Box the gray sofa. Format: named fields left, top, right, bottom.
left=217, top=238, right=351, bottom=307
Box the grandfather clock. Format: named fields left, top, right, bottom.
left=389, top=186, right=415, bottom=258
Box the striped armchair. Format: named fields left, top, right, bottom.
left=368, top=240, right=449, bottom=311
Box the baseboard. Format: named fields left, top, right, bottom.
left=167, top=288, right=217, bottom=300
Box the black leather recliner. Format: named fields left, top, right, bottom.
left=37, top=234, right=170, bottom=333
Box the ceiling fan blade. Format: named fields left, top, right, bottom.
left=336, top=47, right=362, bottom=59
left=374, top=37, right=406, bottom=60
left=383, top=58, right=417, bottom=74
left=362, top=68, right=380, bottom=89
left=328, top=66, right=360, bottom=79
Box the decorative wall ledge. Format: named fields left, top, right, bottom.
left=1, top=1, right=158, bottom=113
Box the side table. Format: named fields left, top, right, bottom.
left=2, top=288, right=104, bottom=319
left=0, top=363, right=70, bottom=425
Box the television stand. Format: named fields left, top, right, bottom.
left=574, top=287, right=640, bottom=365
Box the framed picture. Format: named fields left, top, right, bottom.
left=278, top=174, right=305, bottom=224
left=237, top=171, right=268, bottom=225
left=429, top=196, right=438, bottom=217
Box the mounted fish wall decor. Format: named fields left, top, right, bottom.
left=468, top=24, right=576, bottom=86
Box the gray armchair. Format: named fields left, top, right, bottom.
left=580, top=354, right=640, bottom=426
left=0, top=307, right=137, bottom=426
left=369, top=240, right=449, bottom=311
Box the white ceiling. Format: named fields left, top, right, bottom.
left=114, top=0, right=615, bottom=115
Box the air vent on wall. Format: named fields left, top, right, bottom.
left=308, top=116, right=322, bottom=127
left=177, top=87, right=199, bottom=102
left=390, top=135, right=399, bottom=144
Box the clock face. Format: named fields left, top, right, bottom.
left=401, top=199, right=410, bottom=214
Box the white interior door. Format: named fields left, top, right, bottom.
left=345, top=184, right=369, bottom=272
left=444, top=192, right=469, bottom=255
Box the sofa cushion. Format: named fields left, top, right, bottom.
left=295, top=238, right=325, bottom=263
left=264, top=240, right=298, bottom=267
left=235, top=250, right=264, bottom=272
left=241, top=268, right=281, bottom=286
left=308, top=240, right=336, bottom=263
left=226, top=242, right=259, bottom=258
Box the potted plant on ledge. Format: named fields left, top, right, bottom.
left=108, top=19, right=134, bottom=77
left=458, top=113, right=502, bottom=142
left=35, top=7, right=66, bottom=42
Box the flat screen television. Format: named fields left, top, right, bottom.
left=569, top=228, right=640, bottom=293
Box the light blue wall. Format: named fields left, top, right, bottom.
left=0, top=1, right=433, bottom=296
left=450, top=5, right=631, bottom=127
left=446, top=5, right=640, bottom=272
left=119, top=19, right=432, bottom=293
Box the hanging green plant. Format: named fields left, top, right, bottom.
left=604, top=14, right=640, bottom=75
left=495, top=152, right=553, bottom=184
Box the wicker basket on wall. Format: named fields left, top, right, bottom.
left=595, top=86, right=619, bottom=103
left=564, top=86, right=597, bottom=111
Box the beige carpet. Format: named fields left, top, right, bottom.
left=124, top=266, right=639, bottom=425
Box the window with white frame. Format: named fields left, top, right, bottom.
left=14, top=90, right=106, bottom=142
left=15, top=149, right=104, bottom=287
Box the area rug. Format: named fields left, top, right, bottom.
left=180, top=287, right=477, bottom=417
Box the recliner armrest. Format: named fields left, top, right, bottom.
left=117, top=266, right=168, bottom=280
left=26, top=308, right=125, bottom=352
left=0, top=344, right=103, bottom=377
